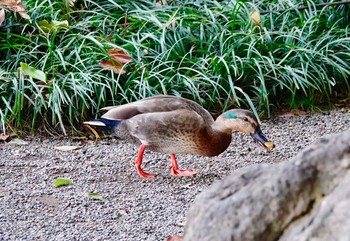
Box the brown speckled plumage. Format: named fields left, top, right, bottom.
left=84, top=95, right=273, bottom=179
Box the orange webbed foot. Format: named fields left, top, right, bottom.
left=134, top=144, right=156, bottom=179
left=169, top=166, right=197, bottom=177
left=136, top=166, right=156, bottom=179
left=169, top=153, right=197, bottom=177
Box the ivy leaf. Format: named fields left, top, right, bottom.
left=20, top=63, right=46, bottom=82
left=53, top=178, right=73, bottom=187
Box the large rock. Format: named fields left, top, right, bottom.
left=184, top=129, right=350, bottom=241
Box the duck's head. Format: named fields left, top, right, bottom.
left=217, top=109, right=275, bottom=150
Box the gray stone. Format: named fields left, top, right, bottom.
left=184, top=129, right=350, bottom=241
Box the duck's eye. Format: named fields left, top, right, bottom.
left=242, top=117, right=249, bottom=122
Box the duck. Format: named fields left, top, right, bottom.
left=84, top=95, right=274, bottom=179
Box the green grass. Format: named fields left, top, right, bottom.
left=1, top=0, right=350, bottom=135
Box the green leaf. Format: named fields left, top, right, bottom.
left=88, top=192, right=104, bottom=201
left=38, top=20, right=52, bottom=33
left=52, top=20, right=69, bottom=28
left=53, top=178, right=73, bottom=187
left=20, top=63, right=46, bottom=82
left=38, top=20, right=69, bottom=33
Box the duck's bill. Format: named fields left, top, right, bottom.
left=251, top=127, right=275, bottom=151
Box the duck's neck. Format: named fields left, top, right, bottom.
left=197, top=124, right=232, bottom=157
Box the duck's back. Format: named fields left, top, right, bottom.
left=101, top=95, right=214, bottom=125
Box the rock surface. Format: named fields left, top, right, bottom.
left=184, top=129, right=350, bottom=241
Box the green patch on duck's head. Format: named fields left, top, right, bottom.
left=224, top=111, right=237, bottom=119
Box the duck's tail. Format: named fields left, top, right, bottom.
left=83, top=118, right=121, bottom=134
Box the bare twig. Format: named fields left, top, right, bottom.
left=123, top=9, right=129, bottom=37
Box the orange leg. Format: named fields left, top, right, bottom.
left=134, top=144, right=156, bottom=179
left=169, top=153, right=197, bottom=177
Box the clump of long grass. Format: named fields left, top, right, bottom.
left=1, top=0, right=350, bottom=135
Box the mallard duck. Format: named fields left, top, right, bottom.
left=84, top=95, right=274, bottom=179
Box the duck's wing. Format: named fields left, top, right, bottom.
left=124, top=108, right=207, bottom=154
left=101, top=95, right=214, bottom=124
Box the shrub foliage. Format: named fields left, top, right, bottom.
left=1, top=0, right=350, bottom=134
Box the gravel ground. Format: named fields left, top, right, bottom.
left=1, top=110, right=350, bottom=241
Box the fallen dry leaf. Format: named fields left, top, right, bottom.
left=0, top=9, right=5, bottom=26
left=17, top=7, right=30, bottom=19
left=0, top=133, right=10, bottom=142
left=8, top=138, right=29, bottom=145
left=251, top=11, right=261, bottom=26
left=99, top=59, right=126, bottom=74
left=54, top=145, right=81, bottom=151
left=107, top=49, right=132, bottom=64
left=99, top=49, right=132, bottom=74
left=0, top=0, right=31, bottom=20
left=290, top=109, right=307, bottom=116
left=279, top=109, right=307, bottom=118
left=1, top=0, right=25, bottom=10
left=0, top=0, right=18, bottom=8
